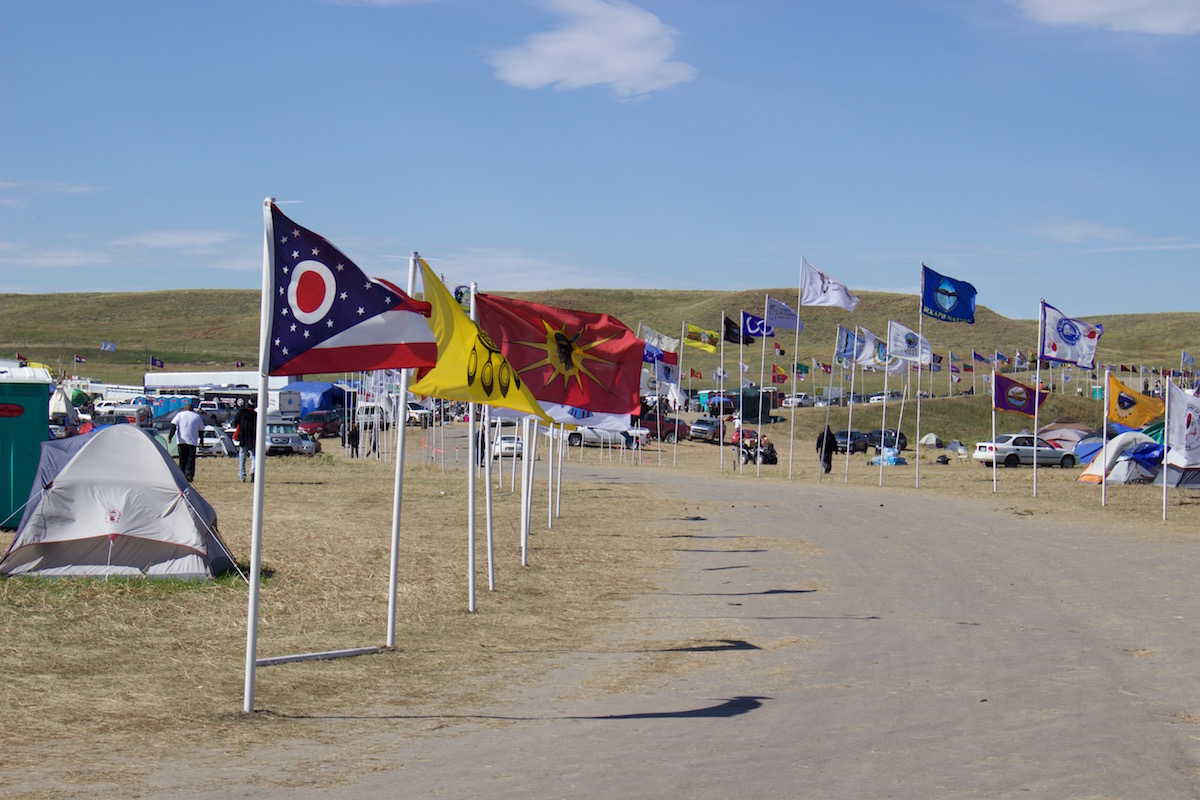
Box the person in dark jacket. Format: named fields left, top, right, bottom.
left=232, top=398, right=258, bottom=482
left=816, top=425, right=837, bottom=474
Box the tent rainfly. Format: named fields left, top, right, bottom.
left=0, top=425, right=237, bottom=579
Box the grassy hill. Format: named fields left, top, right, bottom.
left=2, top=288, right=1195, bottom=394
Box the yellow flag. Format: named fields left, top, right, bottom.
left=1107, top=372, right=1164, bottom=428
left=684, top=322, right=718, bottom=353
left=409, top=261, right=550, bottom=421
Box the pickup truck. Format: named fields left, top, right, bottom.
left=198, top=400, right=235, bottom=426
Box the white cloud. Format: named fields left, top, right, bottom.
left=1011, top=0, right=1200, bottom=35
left=1030, top=218, right=1131, bottom=243
left=416, top=246, right=641, bottom=291
left=110, top=230, right=241, bottom=251
left=0, top=180, right=104, bottom=208
left=488, top=0, right=696, bottom=98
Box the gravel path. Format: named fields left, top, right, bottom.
left=209, top=464, right=1198, bottom=799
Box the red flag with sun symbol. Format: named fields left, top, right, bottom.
left=474, top=293, right=642, bottom=414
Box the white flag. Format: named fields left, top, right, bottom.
left=641, top=324, right=680, bottom=352
left=739, top=362, right=750, bottom=373
left=1167, top=381, right=1200, bottom=467
left=800, top=258, right=859, bottom=311
left=1040, top=301, right=1103, bottom=369
left=764, top=295, right=802, bottom=331
left=886, top=320, right=932, bottom=365
left=857, top=327, right=907, bottom=373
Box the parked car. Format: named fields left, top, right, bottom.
left=868, top=393, right=888, bottom=404
left=638, top=413, right=691, bottom=443
left=356, top=403, right=392, bottom=429
left=299, top=409, right=343, bottom=439
left=834, top=430, right=869, bottom=454
left=781, top=392, right=815, bottom=408
left=972, top=434, right=1074, bottom=468
left=566, top=426, right=648, bottom=448
left=492, top=434, right=523, bottom=458
left=687, top=416, right=723, bottom=443
left=197, top=400, right=235, bottom=426
left=866, top=429, right=908, bottom=451
left=265, top=419, right=319, bottom=456
left=406, top=401, right=433, bottom=427
left=197, top=425, right=236, bottom=457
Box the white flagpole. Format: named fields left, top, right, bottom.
left=991, top=368, right=998, bottom=493
left=483, top=405, right=495, bottom=591
left=1034, top=300, right=1044, bottom=498
left=243, top=197, right=276, bottom=712
left=845, top=331, right=858, bottom=484
left=915, top=307, right=924, bottom=490
left=385, top=253, right=418, bottom=647
left=546, top=422, right=555, bottom=529
left=466, top=283, right=479, bottom=613
left=1102, top=369, right=1110, bottom=508
left=555, top=424, right=564, bottom=518
left=879, top=367, right=889, bottom=487
left=520, top=417, right=531, bottom=566
left=1163, top=382, right=1169, bottom=522
left=757, top=297, right=769, bottom=478
left=788, top=277, right=802, bottom=480
left=738, top=312, right=746, bottom=475
left=720, top=313, right=726, bottom=472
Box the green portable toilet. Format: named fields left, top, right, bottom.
left=0, top=368, right=52, bottom=529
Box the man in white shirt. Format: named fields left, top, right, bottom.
left=169, top=403, right=205, bottom=482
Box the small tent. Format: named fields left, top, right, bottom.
left=1076, top=431, right=1157, bottom=484
left=919, top=432, right=943, bottom=448
left=1155, top=450, right=1200, bottom=488
left=0, top=425, right=237, bottom=579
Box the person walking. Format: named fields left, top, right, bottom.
left=347, top=423, right=360, bottom=458
left=169, top=402, right=204, bottom=482
left=232, top=398, right=258, bottom=482
left=816, top=425, right=837, bottom=474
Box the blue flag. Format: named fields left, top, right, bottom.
left=742, top=312, right=774, bottom=338
left=100, top=340, right=117, bottom=352
left=921, top=265, right=977, bottom=324
left=835, top=326, right=859, bottom=361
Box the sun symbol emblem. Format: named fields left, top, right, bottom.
left=513, top=319, right=620, bottom=392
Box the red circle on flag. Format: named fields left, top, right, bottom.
left=288, top=261, right=336, bottom=325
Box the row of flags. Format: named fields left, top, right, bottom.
left=254, top=202, right=1193, bottom=438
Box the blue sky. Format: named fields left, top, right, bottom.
left=1, top=0, right=1197, bottom=319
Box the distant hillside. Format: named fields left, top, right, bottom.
left=2, top=289, right=1196, bottom=388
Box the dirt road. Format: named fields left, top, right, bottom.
left=158, top=461, right=1198, bottom=799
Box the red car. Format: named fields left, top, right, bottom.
left=638, top=413, right=691, bottom=444
left=298, top=409, right=343, bottom=439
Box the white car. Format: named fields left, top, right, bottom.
left=781, top=393, right=814, bottom=408
left=492, top=434, right=523, bottom=458
left=972, top=434, right=1075, bottom=468
left=566, top=426, right=649, bottom=448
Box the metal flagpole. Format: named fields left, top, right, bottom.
left=915, top=303, right=924, bottom=490
left=719, top=313, right=726, bottom=472
left=879, top=366, right=889, bottom=487
left=1102, top=369, right=1110, bottom=508
left=1163, top=382, right=1169, bottom=522
left=556, top=424, right=564, bottom=518
left=990, top=369, right=998, bottom=493
left=738, top=312, right=745, bottom=475
left=1033, top=300, right=1044, bottom=498
left=483, top=405, right=495, bottom=591
left=466, top=283, right=479, bottom=613
left=756, top=297, right=769, bottom=478
left=243, top=197, right=277, bottom=712
left=788, top=277, right=802, bottom=480
left=845, top=331, right=858, bottom=484
left=520, top=417, right=531, bottom=565
left=385, top=253, right=418, bottom=646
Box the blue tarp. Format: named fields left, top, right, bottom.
left=282, top=381, right=346, bottom=418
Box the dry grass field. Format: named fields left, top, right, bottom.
left=1, top=417, right=1196, bottom=796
